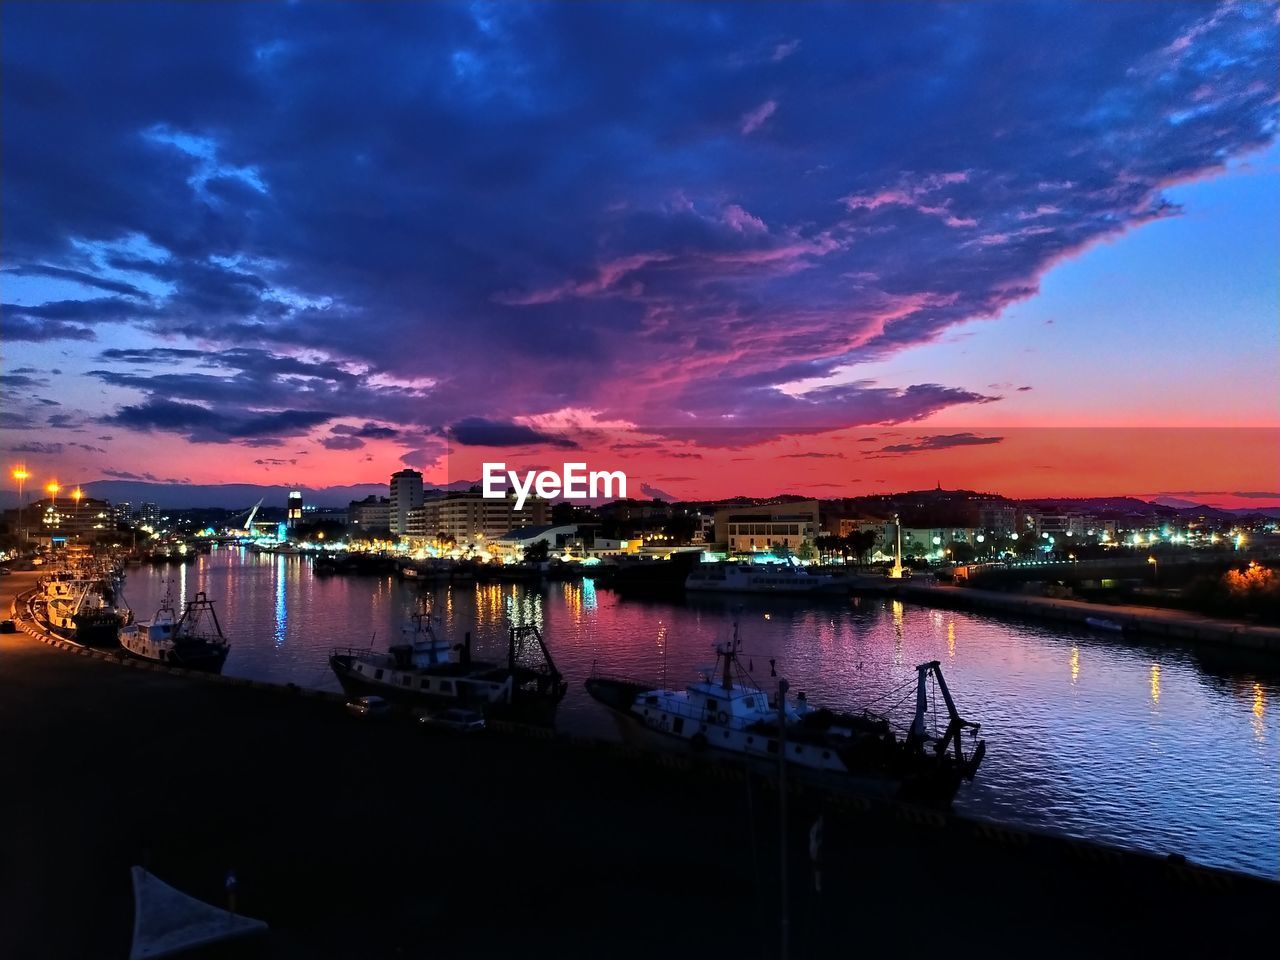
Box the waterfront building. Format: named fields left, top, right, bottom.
left=140, top=502, right=159, bottom=526
left=33, top=495, right=113, bottom=544
left=348, top=495, right=392, bottom=534
left=389, top=469, right=424, bottom=536
left=491, top=524, right=581, bottom=558
left=895, top=527, right=984, bottom=559
left=1032, top=513, right=1089, bottom=538
left=112, top=501, right=134, bottom=526
left=300, top=505, right=348, bottom=525
left=977, top=502, right=1019, bottom=537
left=406, top=491, right=549, bottom=546
left=714, top=500, right=820, bottom=553
left=287, top=490, right=304, bottom=530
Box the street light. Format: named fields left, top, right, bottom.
left=72, top=487, right=83, bottom=543
left=12, top=466, right=29, bottom=548
left=45, top=480, right=60, bottom=543
left=1148, top=555, right=1158, bottom=585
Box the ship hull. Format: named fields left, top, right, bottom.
left=585, top=678, right=965, bottom=807
left=330, top=655, right=564, bottom=725
left=120, top=642, right=229, bottom=673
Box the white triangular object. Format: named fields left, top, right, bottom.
left=130, top=866, right=268, bottom=960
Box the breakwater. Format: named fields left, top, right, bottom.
left=897, top=582, right=1280, bottom=653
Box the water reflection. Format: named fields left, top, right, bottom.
left=274, top=555, right=287, bottom=647
left=891, top=600, right=904, bottom=666
left=121, top=549, right=1280, bottom=879
left=1253, top=682, right=1266, bottom=744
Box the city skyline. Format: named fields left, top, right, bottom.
left=3, top=3, right=1278, bottom=507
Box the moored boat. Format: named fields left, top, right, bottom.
left=118, top=590, right=230, bottom=672
left=586, top=626, right=985, bottom=807
left=40, top=576, right=124, bottom=647
left=329, top=610, right=567, bottom=724
left=685, top=561, right=849, bottom=595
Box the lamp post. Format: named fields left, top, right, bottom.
left=72, top=487, right=83, bottom=544
left=777, top=677, right=790, bottom=960
left=12, top=466, right=29, bottom=549
left=1148, top=555, right=1158, bottom=586
left=46, top=481, right=60, bottom=542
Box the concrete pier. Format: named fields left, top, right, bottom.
left=2, top=571, right=1276, bottom=958
left=896, top=582, right=1280, bottom=653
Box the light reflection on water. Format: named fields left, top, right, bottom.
left=125, top=547, right=1280, bottom=879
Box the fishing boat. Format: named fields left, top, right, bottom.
left=329, top=610, right=567, bottom=724
left=118, top=590, right=231, bottom=672
left=685, top=561, right=848, bottom=596
left=41, top=577, right=125, bottom=647
left=585, top=626, right=985, bottom=806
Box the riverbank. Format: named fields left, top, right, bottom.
left=3, top=571, right=1277, bottom=957
left=896, top=582, right=1280, bottom=653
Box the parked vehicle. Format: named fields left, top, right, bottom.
left=345, top=695, right=391, bottom=719
left=418, top=708, right=486, bottom=733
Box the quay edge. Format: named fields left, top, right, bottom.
left=886, top=582, right=1280, bottom=654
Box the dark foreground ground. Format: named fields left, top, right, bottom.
left=2, top=572, right=1276, bottom=959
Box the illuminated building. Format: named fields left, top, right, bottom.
left=348, top=495, right=391, bottom=533
left=33, top=496, right=113, bottom=544
left=287, top=490, right=304, bottom=529
left=389, top=469, right=424, bottom=536
left=406, top=492, right=549, bottom=545
left=714, top=500, right=820, bottom=553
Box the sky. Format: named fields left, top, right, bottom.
left=2, top=1, right=1277, bottom=508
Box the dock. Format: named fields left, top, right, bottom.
left=895, top=582, right=1280, bottom=653
left=2, top=571, right=1276, bottom=958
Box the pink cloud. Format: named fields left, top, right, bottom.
left=722, top=203, right=768, bottom=234
left=741, top=99, right=778, bottom=135
left=841, top=171, right=974, bottom=226
left=771, top=39, right=801, bottom=62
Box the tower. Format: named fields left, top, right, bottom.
left=389, top=469, right=424, bottom=537
left=287, top=490, right=303, bottom=530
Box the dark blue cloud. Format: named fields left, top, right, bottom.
left=875, top=433, right=1004, bottom=455
left=448, top=417, right=578, bottom=448
left=1, top=1, right=1275, bottom=452
left=103, top=399, right=334, bottom=444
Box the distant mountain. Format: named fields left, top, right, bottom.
left=1150, top=496, right=1204, bottom=509
left=65, top=481, right=390, bottom=510
left=1227, top=506, right=1280, bottom=519
left=0, top=477, right=489, bottom=510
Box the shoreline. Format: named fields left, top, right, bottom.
left=891, top=582, right=1280, bottom=654
left=3, top=570, right=1277, bottom=956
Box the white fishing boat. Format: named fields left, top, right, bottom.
left=41, top=577, right=124, bottom=647
left=329, top=608, right=567, bottom=724
left=118, top=589, right=230, bottom=672
left=586, top=625, right=985, bottom=806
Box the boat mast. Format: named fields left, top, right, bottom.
left=722, top=621, right=738, bottom=692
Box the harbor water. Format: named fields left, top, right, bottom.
left=123, top=547, right=1279, bottom=879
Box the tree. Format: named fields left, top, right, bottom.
left=813, top=534, right=841, bottom=564
left=844, top=530, right=878, bottom=566
left=796, top=539, right=816, bottom=562
left=523, top=540, right=550, bottom=563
